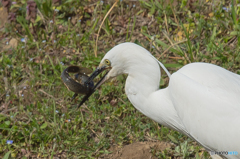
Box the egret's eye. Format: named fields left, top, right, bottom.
left=105, top=59, right=111, bottom=66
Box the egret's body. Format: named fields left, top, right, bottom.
left=86, top=43, right=240, bottom=159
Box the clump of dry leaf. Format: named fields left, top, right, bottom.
left=1, top=0, right=12, bottom=12
left=8, top=12, right=16, bottom=22
left=26, top=0, right=37, bottom=23
left=52, top=0, right=61, bottom=6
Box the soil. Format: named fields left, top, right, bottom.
left=102, top=141, right=172, bottom=159
left=0, top=7, right=8, bottom=29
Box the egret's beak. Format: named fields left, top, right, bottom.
left=78, top=65, right=109, bottom=107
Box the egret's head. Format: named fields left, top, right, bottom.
left=79, top=42, right=156, bottom=106
left=97, top=47, right=128, bottom=79
left=85, top=43, right=139, bottom=89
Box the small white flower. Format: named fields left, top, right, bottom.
left=222, top=7, right=230, bottom=12
left=151, top=35, right=156, bottom=40
left=62, top=114, right=65, bottom=117
left=21, top=94, right=24, bottom=97
left=54, top=9, right=59, bottom=12
left=42, top=40, right=46, bottom=43
left=77, top=34, right=80, bottom=37
left=100, top=0, right=104, bottom=4
left=133, top=4, right=136, bottom=7
left=54, top=40, right=56, bottom=43
left=68, top=17, right=71, bottom=20
left=6, top=42, right=9, bottom=45
left=56, top=110, right=59, bottom=113
left=21, top=38, right=26, bottom=42
left=50, top=20, right=53, bottom=23
left=60, top=62, right=64, bottom=65
left=22, top=46, right=25, bottom=48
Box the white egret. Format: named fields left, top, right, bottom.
left=82, top=42, right=240, bottom=159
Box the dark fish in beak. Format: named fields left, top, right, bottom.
left=78, top=66, right=109, bottom=107
left=61, top=66, right=94, bottom=100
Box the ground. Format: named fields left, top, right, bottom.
left=102, top=141, right=172, bottom=159
left=0, top=0, right=239, bottom=158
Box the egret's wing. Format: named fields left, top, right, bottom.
left=169, top=63, right=240, bottom=158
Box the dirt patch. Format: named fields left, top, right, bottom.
left=102, top=141, right=171, bottom=159
left=0, top=7, right=8, bottom=29
left=3, top=38, right=18, bottom=50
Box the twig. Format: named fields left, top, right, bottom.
left=94, top=0, right=118, bottom=57
left=162, top=30, right=174, bottom=46
left=90, top=128, right=99, bottom=138
left=169, top=1, right=179, bottom=30
left=1, top=106, right=17, bottom=114
left=0, top=113, right=10, bottom=117
left=38, top=89, right=65, bottom=108
left=157, top=40, right=187, bottom=60
left=162, top=31, right=191, bottom=63
left=29, top=128, right=36, bottom=150
left=3, top=77, right=9, bottom=91
left=37, top=9, right=47, bottom=31
left=169, top=56, right=184, bottom=59
left=118, top=97, right=127, bottom=105
left=164, top=14, right=169, bottom=34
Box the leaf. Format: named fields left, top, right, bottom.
left=230, top=31, right=238, bottom=36
left=155, top=39, right=183, bottom=55
left=65, top=0, right=74, bottom=3
left=3, top=151, right=11, bottom=159
left=195, top=152, right=201, bottom=159
left=5, top=121, right=10, bottom=125
left=0, top=116, right=7, bottom=122
left=231, top=0, right=237, bottom=25
left=140, top=0, right=152, bottom=8
left=40, top=122, right=48, bottom=129
left=149, top=4, right=156, bottom=16
left=208, top=12, right=214, bottom=17
left=210, top=27, right=217, bottom=41
left=167, top=134, right=178, bottom=144
left=35, top=15, right=42, bottom=23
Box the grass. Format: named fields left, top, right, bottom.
left=0, top=0, right=240, bottom=158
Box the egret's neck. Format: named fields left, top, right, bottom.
left=125, top=62, right=189, bottom=135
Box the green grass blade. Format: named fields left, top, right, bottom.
left=3, top=151, right=11, bottom=159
